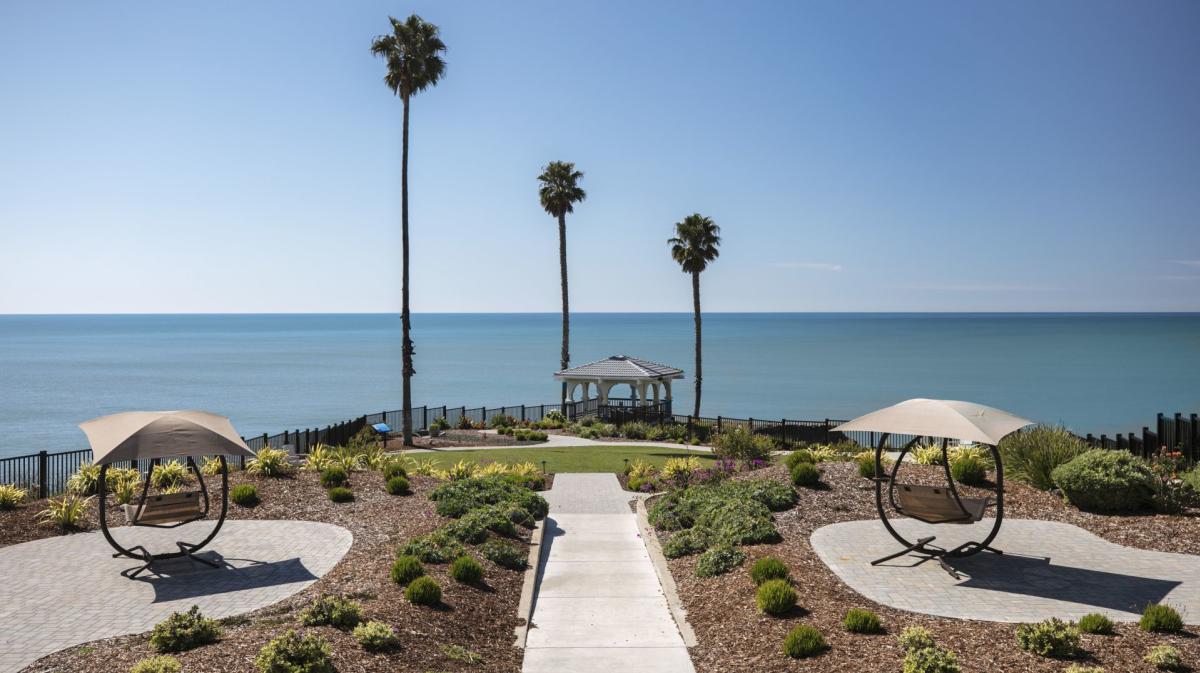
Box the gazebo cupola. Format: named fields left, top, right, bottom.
left=554, top=355, right=684, bottom=406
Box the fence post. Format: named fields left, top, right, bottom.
left=824, top=419, right=831, bottom=444
left=1086, top=433, right=1094, bottom=447
left=37, top=450, right=48, bottom=499
left=717, top=416, right=723, bottom=433
left=521, top=404, right=526, bottom=422
left=1191, top=413, right=1198, bottom=464
left=687, top=415, right=694, bottom=438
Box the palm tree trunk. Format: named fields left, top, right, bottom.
left=400, top=96, right=415, bottom=446
left=691, top=270, right=702, bottom=417
left=558, top=213, right=570, bottom=407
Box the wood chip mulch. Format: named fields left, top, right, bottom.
left=15, top=470, right=531, bottom=673
left=662, top=461, right=1200, bottom=673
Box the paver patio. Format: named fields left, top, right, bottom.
left=0, top=519, right=352, bottom=673
left=812, top=517, right=1200, bottom=624
left=522, top=473, right=695, bottom=673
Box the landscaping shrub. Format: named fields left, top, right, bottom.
left=481, top=539, right=527, bottom=569
left=450, top=555, right=484, bottom=584
left=37, top=494, right=92, bottom=530
left=857, top=453, right=879, bottom=479
left=254, top=630, right=333, bottom=673
left=1140, top=603, right=1184, bottom=633
left=353, top=620, right=399, bottom=652
left=911, top=444, right=947, bottom=466
left=399, top=530, right=465, bottom=564
left=903, top=646, right=961, bottom=673
left=1063, top=666, right=1104, bottom=673
left=385, top=475, right=410, bottom=496
left=648, top=479, right=792, bottom=555
left=149, top=461, right=191, bottom=490
left=749, top=556, right=789, bottom=585
left=441, top=644, right=483, bottom=664
left=620, top=421, right=652, bottom=440
left=326, top=486, right=354, bottom=503
left=784, top=449, right=815, bottom=470
left=843, top=608, right=884, bottom=634
left=1052, top=449, right=1155, bottom=512
left=1145, top=644, right=1184, bottom=671
left=246, top=447, right=292, bottom=477
left=149, top=605, right=221, bottom=653
left=999, top=425, right=1085, bottom=490
left=790, top=461, right=821, bottom=488
left=662, top=528, right=709, bottom=558
left=712, top=427, right=774, bottom=463
left=693, top=497, right=780, bottom=546
left=231, top=484, right=259, bottom=507
left=319, top=466, right=347, bottom=488
left=430, top=477, right=548, bottom=520
left=0, top=484, right=27, bottom=510
left=1077, top=612, right=1115, bottom=635
left=66, top=462, right=101, bottom=496
left=1184, top=466, right=1200, bottom=495
left=898, top=626, right=935, bottom=652
left=950, top=454, right=988, bottom=486
left=390, top=555, right=424, bottom=585
left=382, top=460, right=407, bottom=480
left=781, top=625, right=826, bottom=659
left=130, top=655, right=181, bottom=673
left=430, top=416, right=450, bottom=432
left=695, top=545, right=746, bottom=577
left=489, top=414, right=515, bottom=429
left=460, top=503, right=519, bottom=537
left=756, top=579, right=797, bottom=616
left=1015, top=617, right=1080, bottom=658
left=444, top=515, right=490, bottom=544
left=404, top=576, right=442, bottom=606
left=299, top=595, right=362, bottom=629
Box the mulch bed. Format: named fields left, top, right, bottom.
left=660, top=461, right=1200, bottom=673
left=15, top=470, right=531, bottom=673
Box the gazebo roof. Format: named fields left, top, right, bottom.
left=554, top=355, right=684, bottom=381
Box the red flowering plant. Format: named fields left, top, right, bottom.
left=1149, top=444, right=1197, bottom=514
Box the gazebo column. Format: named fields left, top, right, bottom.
left=598, top=380, right=613, bottom=404
left=637, top=381, right=650, bottom=406
left=581, top=381, right=590, bottom=402
left=663, top=379, right=673, bottom=401
left=652, top=383, right=661, bottom=405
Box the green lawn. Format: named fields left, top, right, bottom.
left=408, top=445, right=715, bottom=473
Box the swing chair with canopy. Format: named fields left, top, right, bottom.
left=79, top=410, right=257, bottom=578
left=834, top=399, right=1034, bottom=578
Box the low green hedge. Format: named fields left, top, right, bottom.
left=1051, top=449, right=1155, bottom=512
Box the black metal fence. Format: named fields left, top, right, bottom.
left=3, top=400, right=1195, bottom=499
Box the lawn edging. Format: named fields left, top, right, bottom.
left=512, top=513, right=547, bottom=648
left=636, top=495, right=698, bottom=647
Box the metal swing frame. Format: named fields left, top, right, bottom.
left=871, top=433, right=1005, bottom=578
left=97, top=456, right=230, bottom=578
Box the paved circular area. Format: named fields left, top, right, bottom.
left=811, top=518, right=1200, bottom=624
left=0, top=519, right=352, bottom=673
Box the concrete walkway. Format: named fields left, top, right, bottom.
left=522, top=474, right=695, bottom=673
left=0, top=520, right=352, bottom=673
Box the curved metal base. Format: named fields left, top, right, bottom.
left=98, top=457, right=230, bottom=575
left=872, top=434, right=1006, bottom=576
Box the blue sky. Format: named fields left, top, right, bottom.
left=1, top=1, right=1197, bottom=313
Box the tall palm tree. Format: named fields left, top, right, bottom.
left=372, top=15, right=446, bottom=446
left=668, top=214, right=721, bottom=417
left=537, top=161, right=586, bottom=404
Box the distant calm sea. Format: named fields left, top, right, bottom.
left=1, top=313, right=1197, bottom=458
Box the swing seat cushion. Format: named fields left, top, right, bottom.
left=123, top=491, right=203, bottom=526
left=896, top=484, right=990, bottom=524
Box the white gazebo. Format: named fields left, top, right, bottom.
left=554, top=355, right=684, bottom=407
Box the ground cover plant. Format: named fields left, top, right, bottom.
left=149, top=606, right=222, bottom=653
left=648, top=478, right=794, bottom=558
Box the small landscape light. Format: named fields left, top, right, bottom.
left=541, top=460, right=547, bottom=474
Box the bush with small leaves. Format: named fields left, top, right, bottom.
left=149, top=605, right=221, bottom=653
left=1077, top=612, right=1115, bottom=635
left=385, top=475, right=410, bottom=496
left=903, top=646, right=961, bottom=673
left=1140, top=604, right=1184, bottom=633
left=695, top=545, right=746, bottom=578
left=481, top=539, right=527, bottom=570
left=130, top=655, right=181, bottom=673
left=399, top=530, right=465, bottom=564
left=390, top=554, right=424, bottom=585
left=353, top=620, right=399, bottom=652
left=756, top=579, right=797, bottom=616
left=749, top=556, right=789, bottom=585
left=790, top=462, right=821, bottom=488
left=404, top=576, right=442, bottom=606
left=1145, top=644, right=1183, bottom=671
left=950, top=455, right=987, bottom=486
left=898, top=626, right=935, bottom=652
left=784, top=450, right=815, bottom=471
left=1051, top=449, right=1155, bottom=513
left=782, top=625, right=826, bottom=659
left=327, top=486, right=354, bottom=503
left=0, top=484, right=27, bottom=510
left=382, top=461, right=407, bottom=480
left=319, top=467, right=347, bottom=488
left=450, top=555, right=484, bottom=584
left=844, top=608, right=884, bottom=634
left=299, top=595, right=362, bottom=629
left=1016, top=618, right=1080, bottom=658
left=254, top=630, right=333, bottom=673
left=662, top=528, right=709, bottom=558
left=1063, top=666, right=1105, bottom=673
left=231, top=484, right=259, bottom=507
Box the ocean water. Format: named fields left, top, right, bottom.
left=0, top=313, right=1197, bottom=458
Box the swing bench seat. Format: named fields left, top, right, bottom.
left=122, top=491, right=204, bottom=526
left=896, top=484, right=990, bottom=524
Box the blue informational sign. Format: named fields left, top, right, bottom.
left=372, top=423, right=391, bottom=435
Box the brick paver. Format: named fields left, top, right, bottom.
left=0, top=520, right=352, bottom=673
left=811, top=518, right=1200, bottom=624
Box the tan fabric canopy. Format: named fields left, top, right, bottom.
left=80, top=410, right=256, bottom=465
left=833, top=398, right=1034, bottom=445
